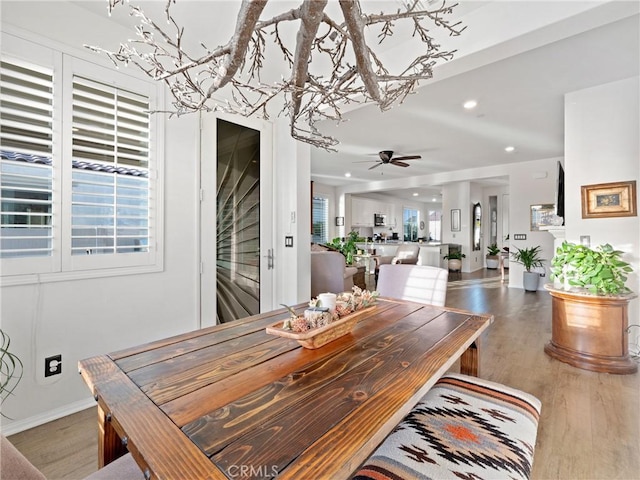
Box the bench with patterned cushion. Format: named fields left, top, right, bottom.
left=353, top=373, right=541, bottom=480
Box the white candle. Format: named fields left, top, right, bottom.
left=317, top=292, right=337, bottom=312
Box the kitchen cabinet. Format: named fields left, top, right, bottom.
left=351, top=197, right=375, bottom=226
left=351, top=197, right=396, bottom=227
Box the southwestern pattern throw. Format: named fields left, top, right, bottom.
left=354, top=373, right=541, bottom=480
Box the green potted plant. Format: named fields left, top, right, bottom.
left=486, top=243, right=501, bottom=269
left=327, top=230, right=364, bottom=265
left=443, top=251, right=466, bottom=272
left=1, top=329, right=23, bottom=418
left=550, top=241, right=632, bottom=295
left=544, top=241, right=636, bottom=374
left=511, top=245, right=545, bottom=291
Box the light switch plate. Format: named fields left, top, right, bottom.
left=513, top=234, right=527, bottom=240
left=285, top=236, right=293, bottom=247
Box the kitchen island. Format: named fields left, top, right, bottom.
left=356, top=242, right=449, bottom=269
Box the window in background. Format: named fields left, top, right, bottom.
left=71, top=76, right=150, bottom=255
left=1, top=36, right=162, bottom=281
left=312, top=196, right=329, bottom=244
left=0, top=60, right=54, bottom=259
left=403, top=207, right=418, bottom=242
left=428, top=210, right=442, bottom=242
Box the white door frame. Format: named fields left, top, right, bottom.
left=199, top=112, right=274, bottom=328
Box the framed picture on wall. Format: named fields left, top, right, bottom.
left=581, top=181, right=637, bottom=218
left=335, top=216, right=344, bottom=226
left=530, top=203, right=556, bottom=231
left=451, top=209, right=461, bottom=232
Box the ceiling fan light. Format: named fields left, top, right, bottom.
left=380, top=150, right=394, bottom=162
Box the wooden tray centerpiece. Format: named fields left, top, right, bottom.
left=266, top=287, right=379, bottom=349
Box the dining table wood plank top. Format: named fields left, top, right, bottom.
left=79, top=298, right=493, bottom=480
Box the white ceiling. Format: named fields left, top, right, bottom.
left=72, top=1, right=640, bottom=202
left=309, top=3, right=639, bottom=201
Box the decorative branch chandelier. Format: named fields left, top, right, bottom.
left=89, top=0, right=465, bottom=149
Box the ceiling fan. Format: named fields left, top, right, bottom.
left=359, top=150, right=422, bottom=170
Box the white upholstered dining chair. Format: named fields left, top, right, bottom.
left=376, top=264, right=449, bottom=306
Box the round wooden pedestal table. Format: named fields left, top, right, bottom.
left=544, top=284, right=637, bottom=374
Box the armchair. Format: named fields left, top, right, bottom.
left=374, top=243, right=421, bottom=283
left=311, top=251, right=357, bottom=297
left=1, top=435, right=143, bottom=480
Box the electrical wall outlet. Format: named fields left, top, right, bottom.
left=45, top=354, right=62, bottom=377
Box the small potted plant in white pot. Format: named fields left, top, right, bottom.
left=486, top=243, right=501, bottom=269
left=511, top=245, right=545, bottom=292
left=443, top=251, right=466, bottom=272
left=545, top=241, right=636, bottom=374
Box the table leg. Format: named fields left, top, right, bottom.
left=98, top=404, right=127, bottom=468
left=460, top=339, right=481, bottom=377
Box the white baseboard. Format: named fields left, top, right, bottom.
left=0, top=398, right=96, bottom=436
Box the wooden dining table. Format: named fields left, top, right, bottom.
left=78, top=298, right=493, bottom=480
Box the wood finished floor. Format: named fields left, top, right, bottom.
left=7, top=269, right=640, bottom=480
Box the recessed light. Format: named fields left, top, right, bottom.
left=412, top=192, right=419, bottom=197
left=344, top=172, right=351, bottom=177
left=505, top=146, right=515, bottom=153
left=463, top=100, right=477, bottom=109
left=432, top=197, right=437, bottom=202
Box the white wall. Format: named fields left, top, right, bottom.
left=440, top=161, right=557, bottom=280
left=312, top=182, right=338, bottom=240
left=564, top=76, right=640, bottom=345
left=0, top=2, right=201, bottom=432
left=482, top=186, right=510, bottom=259
left=274, top=119, right=312, bottom=307
left=0, top=115, right=201, bottom=432
left=441, top=181, right=492, bottom=273
left=442, top=181, right=471, bottom=270
left=506, top=158, right=560, bottom=289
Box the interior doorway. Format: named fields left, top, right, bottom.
left=200, top=114, right=274, bottom=326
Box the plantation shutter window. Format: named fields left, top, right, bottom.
left=312, top=196, right=329, bottom=244
left=0, top=60, right=54, bottom=259
left=429, top=210, right=442, bottom=242
left=403, top=207, right=418, bottom=242
left=1, top=34, right=163, bottom=282
left=71, top=76, right=150, bottom=255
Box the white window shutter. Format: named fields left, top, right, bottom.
left=0, top=60, right=54, bottom=259
left=312, top=196, right=329, bottom=244
left=71, top=76, right=150, bottom=256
